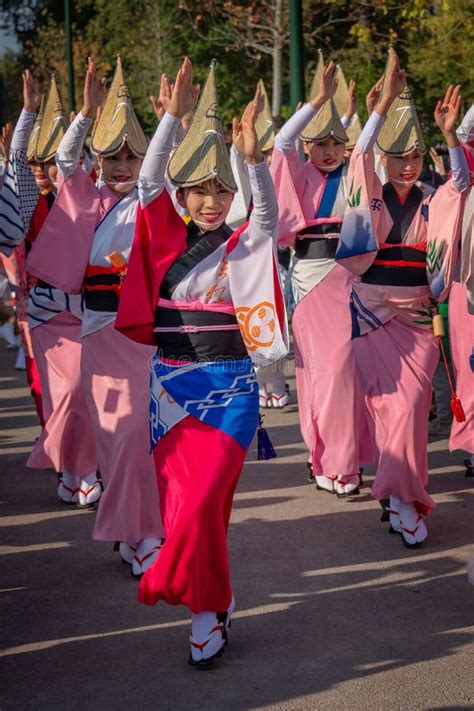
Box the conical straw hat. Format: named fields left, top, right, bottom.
left=27, top=95, right=45, bottom=162
left=255, top=79, right=276, bottom=152
left=91, top=56, right=147, bottom=158
left=301, top=52, right=348, bottom=143
left=300, top=99, right=348, bottom=143
left=35, top=76, right=68, bottom=162
left=167, top=61, right=237, bottom=192
left=376, top=47, right=426, bottom=156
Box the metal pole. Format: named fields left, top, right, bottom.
left=64, top=0, right=75, bottom=112
left=289, top=0, right=304, bottom=109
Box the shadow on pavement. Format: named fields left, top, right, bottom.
left=0, top=342, right=472, bottom=711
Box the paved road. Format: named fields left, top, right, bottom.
left=0, top=342, right=473, bottom=710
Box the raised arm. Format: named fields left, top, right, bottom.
left=226, top=144, right=252, bottom=230
left=0, top=71, right=41, bottom=254
left=139, top=57, right=199, bottom=208
left=233, top=94, right=277, bottom=236
left=354, top=55, right=406, bottom=156
left=275, top=61, right=339, bottom=155
left=340, top=79, right=358, bottom=130
left=56, top=59, right=104, bottom=180
left=138, top=112, right=181, bottom=208
left=434, top=84, right=469, bottom=193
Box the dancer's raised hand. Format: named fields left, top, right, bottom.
left=22, top=70, right=41, bottom=113
left=161, top=57, right=200, bottom=119
left=434, top=84, right=462, bottom=145
left=311, top=61, right=338, bottom=109
left=366, top=77, right=383, bottom=114
left=82, top=58, right=106, bottom=119
left=376, top=49, right=406, bottom=115
left=233, top=98, right=262, bottom=165
left=150, top=95, right=165, bottom=121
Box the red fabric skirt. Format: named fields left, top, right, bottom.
left=138, top=415, right=248, bottom=613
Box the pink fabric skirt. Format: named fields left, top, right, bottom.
left=139, top=415, right=246, bottom=613
left=81, top=323, right=163, bottom=542
left=27, top=311, right=98, bottom=476
left=292, top=264, right=373, bottom=478
left=449, top=282, right=474, bottom=453
left=353, top=316, right=438, bottom=515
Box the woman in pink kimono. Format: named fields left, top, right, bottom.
left=1, top=71, right=99, bottom=506
left=271, top=57, right=372, bottom=496
left=336, top=49, right=469, bottom=547
left=26, top=58, right=163, bottom=576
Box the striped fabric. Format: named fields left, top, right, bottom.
left=28, top=286, right=83, bottom=330
left=0, top=150, right=38, bottom=256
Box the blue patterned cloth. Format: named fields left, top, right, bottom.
left=149, top=355, right=259, bottom=451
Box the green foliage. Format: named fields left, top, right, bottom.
left=0, top=0, right=472, bottom=144
left=0, top=50, right=23, bottom=124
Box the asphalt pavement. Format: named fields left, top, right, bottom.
left=0, top=341, right=473, bottom=710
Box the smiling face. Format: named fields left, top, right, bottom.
left=381, top=149, right=424, bottom=187
left=176, top=179, right=234, bottom=231
left=98, top=145, right=142, bottom=195
left=304, top=137, right=346, bottom=172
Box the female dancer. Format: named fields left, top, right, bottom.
left=27, top=58, right=163, bottom=575
left=271, top=54, right=372, bottom=496
left=336, top=49, right=469, bottom=546
left=116, top=57, right=287, bottom=665
left=2, top=71, right=98, bottom=505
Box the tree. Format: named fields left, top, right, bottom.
left=1, top=0, right=472, bottom=139
left=0, top=50, right=23, bottom=124
left=179, top=0, right=288, bottom=115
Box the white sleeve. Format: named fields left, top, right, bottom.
left=11, top=110, right=36, bottom=151
left=275, top=104, right=318, bottom=154
left=341, top=114, right=351, bottom=130
left=449, top=145, right=470, bottom=193
left=138, top=112, right=181, bottom=208
left=357, top=111, right=386, bottom=153
left=226, top=145, right=252, bottom=230
left=55, top=112, right=92, bottom=180
left=247, top=159, right=278, bottom=237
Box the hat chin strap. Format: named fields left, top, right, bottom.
left=391, top=177, right=418, bottom=187
left=105, top=178, right=138, bottom=188
left=193, top=217, right=226, bottom=231
left=315, top=161, right=342, bottom=173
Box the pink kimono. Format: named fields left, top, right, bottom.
left=271, top=104, right=372, bottom=484
left=336, top=113, right=468, bottom=514
left=26, top=113, right=162, bottom=544
left=2, top=109, right=96, bottom=477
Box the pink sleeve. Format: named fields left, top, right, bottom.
left=26, top=167, right=100, bottom=294
left=270, top=146, right=307, bottom=247
left=426, top=180, right=466, bottom=302
left=336, top=144, right=391, bottom=274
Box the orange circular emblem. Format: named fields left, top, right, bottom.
left=236, top=302, right=276, bottom=351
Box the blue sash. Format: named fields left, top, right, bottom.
left=317, top=164, right=344, bottom=218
